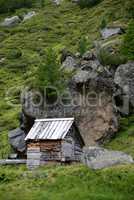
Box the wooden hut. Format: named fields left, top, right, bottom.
left=25, top=118, right=85, bottom=169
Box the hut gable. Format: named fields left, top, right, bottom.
left=25, top=118, right=85, bottom=169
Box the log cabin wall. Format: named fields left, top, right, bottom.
left=27, top=140, right=62, bottom=168
left=61, top=127, right=83, bottom=162
left=40, top=140, right=62, bottom=164
left=27, top=142, right=41, bottom=169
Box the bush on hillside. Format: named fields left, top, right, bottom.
left=0, top=0, right=33, bottom=13
left=7, top=49, right=22, bottom=59
left=121, top=20, right=134, bottom=61
left=77, top=0, right=102, bottom=9
left=98, top=48, right=127, bottom=67
left=125, top=0, right=134, bottom=19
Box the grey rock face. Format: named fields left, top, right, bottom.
left=8, top=128, right=26, bottom=152
left=19, top=112, right=35, bottom=133
left=1, top=16, right=21, bottom=27
left=82, top=146, right=133, bottom=169
left=52, top=0, right=62, bottom=5
left=62, top=56, right=78, bottom=71
left=73, top=70, right=90, bottom=83
left=80, top=60, right=103, bottom=73
left=101, top=27, right=124, bottom=39
left=114, top=62, right=134, bottom=114
left=23, top=11, right=36, bottom=22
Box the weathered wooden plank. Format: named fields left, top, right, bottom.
left=27, top=147, right=40, bottom=152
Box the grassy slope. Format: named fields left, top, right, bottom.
left=105, top=116, right=134, bottom=157
left=0, top=0, right=133, bottom=157
left=0, top=164, right=134, bottom=200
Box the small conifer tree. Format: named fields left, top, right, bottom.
left=36, top=48, right=64, bottom=93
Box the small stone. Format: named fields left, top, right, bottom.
left=23, top=11, right=36, bottom=22
left=101, top=27, right=124, bottom=39
left=0, top=58, right=5, bottom=64
left=75, top=52, right=81, bottom=58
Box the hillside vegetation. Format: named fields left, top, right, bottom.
left=0, top=0, right=133, bottom=156
left=105, top=116, right=134, bottom=157
left=0, top=0, right=132, bottom=154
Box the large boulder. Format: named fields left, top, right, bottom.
left=8, top=128, right=26, bottom=153
left=114, top=62, right=134, bottom=114
left=1, top=16, right=21, bottom=27
left=82, top=146, right=133, bottom=169
left=21, top=52, right=118, bottom=146
left=101, top=27, right=124, bottom=39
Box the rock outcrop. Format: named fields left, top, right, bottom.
left=82, top=146, right=133, bottom=169
left=8, top=112, right=35, bottom=156
left=8, top=128, right=26, bottom=153
left=1, top=16, right=21, bottom=27
left=61, top=56, right=78, bottom=71
left=21, top=52, right=118, bottom=146
left=100, top=27, right=124, bottom=39
left=0, top=12, right=36, bottom=28
left=52, top=0, right=62, bottom=5
left=114, top=62, right=134, bottom=114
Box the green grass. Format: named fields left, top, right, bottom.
left=105, top=116, right=134, bottom=158
left=0, top=164, right=134, bottom=200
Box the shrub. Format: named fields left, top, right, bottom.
left=78, top=36, right=89, bottom=56
left=77, top=0, right=102, bottom=9
left=0, top=0, right=33, bottom=13
left=33, top=0, right=45, bottom=8
left=121, top=20, right=134, bottom=61
left=125, top=0, right=134, bottom=19
left=8, top=49, right=22, bottom=59
left=100, top=18, right=107, bottom=29
left=98, top=48, right=127, bottom=67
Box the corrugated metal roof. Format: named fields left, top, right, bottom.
left=25, top=118, right=74, bottom=141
